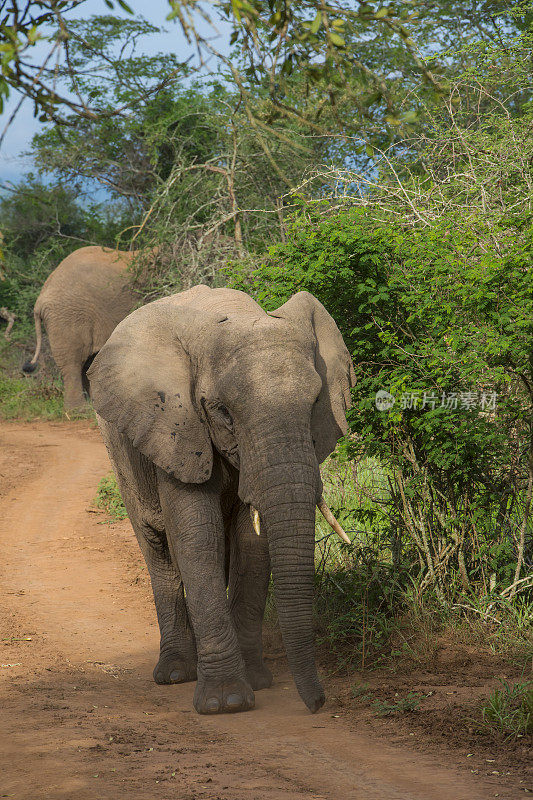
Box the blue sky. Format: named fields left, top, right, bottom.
left=0, top=0, right=227, bottom=183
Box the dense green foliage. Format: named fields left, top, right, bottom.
left=3, top=0, right=516, bottom=135
left=225, top=20, right=533, bottom=613
left=228, top=207, right=532, bottom=600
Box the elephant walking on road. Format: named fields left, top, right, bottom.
left=23, top=246, right=139, bottom=409
left=88, top=285, right=354, bottom=715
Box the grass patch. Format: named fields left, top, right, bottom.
left=311, top=454, right=407, bottom=671
left=371, top=691, right=426, bottom=717
left=0, top=373, right=65, bottom=419
left=0, top=369, right=95, bottom=421
left=312, top=558, right=532, bottom=676
left=94, top=472, right=128, bottom=521
left=477, top=680, right=533, bottom=738
left=350, top=682, right=371, bottom=700
left=348, top=683, right=427, bottom=716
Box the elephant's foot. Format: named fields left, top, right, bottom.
left=193, top=675, right=255, bottom=714
left=245, top=661, right=273, bottom=691
left=153, top=652, right=197, bottom=685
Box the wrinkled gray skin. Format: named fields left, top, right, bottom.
left=87, top=285, right=354, bottom=715
left=22, top=246, right=138, bottom=409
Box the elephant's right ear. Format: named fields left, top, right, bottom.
left=87, top=299, right=223, bottom=484
left=269, top=291, right=355, bottom=463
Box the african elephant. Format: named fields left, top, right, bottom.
left=22, top=246, right=139, bottom=409
left=87, top=285, right=355, bottom=715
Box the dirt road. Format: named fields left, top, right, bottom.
left=0, top=421, right=519, bottom=799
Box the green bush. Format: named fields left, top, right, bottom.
left=228, top=207, right=533, bottom=601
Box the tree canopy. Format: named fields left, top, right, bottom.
left=1, top=0, right=523, bottom=142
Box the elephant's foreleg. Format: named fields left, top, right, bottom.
left=228, top=501, right=273, bottom=691
left=132, top=517, right=198, bottom=685
left=157, top=468, right=254, bottom=714
left=97, top=420, right=197, bottom=685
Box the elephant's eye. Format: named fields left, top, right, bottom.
left=218, top=404, right=233, bottom=427
left=201, top=397, right=234, bottom=431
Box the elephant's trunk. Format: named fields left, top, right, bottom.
left=250, top=497, right=350, bottom=544
left=240, top=432, right=324, bottom=713
left=263, top=494, right=325, bottom=712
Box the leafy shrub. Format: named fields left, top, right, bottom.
left=228, top=207, right=533, bottom=601
left=313, top=553, right=407, bottom=671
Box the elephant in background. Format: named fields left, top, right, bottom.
left=22, top=246, right=140, bottom=409
left=88, top=285, right=354, bottom=715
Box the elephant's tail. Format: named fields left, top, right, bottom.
left=22, top=309, right=43, bottom=373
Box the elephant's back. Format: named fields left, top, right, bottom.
left=40, top=247, right=134, bottom=291
left=167, top=285, right=266, bottom=317
left=38, top=247, right=135, bottom=302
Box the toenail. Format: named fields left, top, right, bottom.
left=170, top=669, right=182, bottom=682
left=226, top=693, right=243, bottom=709
left=155, top=672, right=164, bottom=683
left=206, top=697, right=220, bottom=712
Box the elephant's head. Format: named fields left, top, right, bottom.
left=87, top=288, right=355, bottom=712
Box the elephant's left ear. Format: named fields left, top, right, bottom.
left=87, top=299, right=222, bottom=483
left=269, top=291, right=355, bottom=463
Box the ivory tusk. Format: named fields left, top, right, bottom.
left=250, top=506, right=261, bottom=536
left=317, top=497, right=351, bottom=544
